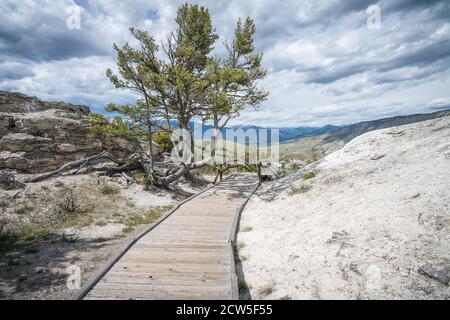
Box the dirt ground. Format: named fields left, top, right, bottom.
left=0, top=172, right=208, bottom=299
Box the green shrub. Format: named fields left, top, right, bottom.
left=131, top=170, right=146, bottom=185
left=153, top=131, right=173, bottom=152
left=302, top=172, right=316, bottom=180
left=100, top=183, right=118, bottom=195
left=90, top=116, right=140, bottom=137
left=241, top=226, right=253, bottom=232
left=88, top=113, right=109, bottom=124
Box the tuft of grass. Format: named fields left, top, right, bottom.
left=79, top=216, right=94, bottom=228
left=124, top=205, right=173, bottom=228
left=125, top=201, right=135, bottom=208
left=131, top=171, right=146, bottom=184
left=237, top=241, right=246, bottom=250
left=239, top=254, right=248, bottom=262
left=279, top=295, right=292, bottom=300
left=94, top=237, right=108, bottom=243
left=14, top=205, right=31, bottom=215
left=122, top=226, right=135, bottom=234
left=100, top=183, right=119, bottom=195
left=258, top=284, right=276, bottom=297
left=241, top=226, right=253, bottom=232
left=95, top=221, right=107, bottom=227
left=91, top=254, right=105, bottom=262
left=302, top=172, right=316, bottom=180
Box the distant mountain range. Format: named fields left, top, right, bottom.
left=158, top=120, right=340, bottom=143
left=159, top=109, right=450, bottom=144
left=228, top=124, right=341, bottom=142
left=300, top=108, right=450, bottom=157
left=204, top=109, right=450, bottom=146
left=321, top=109, right=450, bottom=145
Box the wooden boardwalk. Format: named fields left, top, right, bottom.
left=79, top=173, right=259, bottom=300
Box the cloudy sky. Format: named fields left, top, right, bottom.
left=1, top=0, right=450, bottom=127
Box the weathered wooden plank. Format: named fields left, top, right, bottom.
left=102, top=272, right=229, bottom=285
left=111, top=262, right=230, bottom=273
left=91, top=282, right=231, bottom=294
left=119, top=255, right=231, bottom=265
left=131, top=243, right=229, bottom=250
left=105, top=269, right=230, bottom=278
left=85, top=289, right=230, bottom=300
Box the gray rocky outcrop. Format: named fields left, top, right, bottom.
left=0, top=91, right=147, bottom=173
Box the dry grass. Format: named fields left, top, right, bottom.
left=302, top=171, right=316, bottom=180
left=14, top=205, right=31, bottom=215
left=240, top=226, right=253, bottom=232
left=258, top=283, right=276, bottom=297
left=119, top=205, right=173, bottom=234
left=99, top=183, right=119, bottom=195
left=237, top=241, right=246, bottom=250
left=1, top=175, right=174, bottom=252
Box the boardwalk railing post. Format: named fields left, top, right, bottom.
left=257, top=162, right=262, bottom=185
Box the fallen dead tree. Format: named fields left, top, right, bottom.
left=26, top=152, right=139, bottom=183
left=24, top=149, right=211, bottom=187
